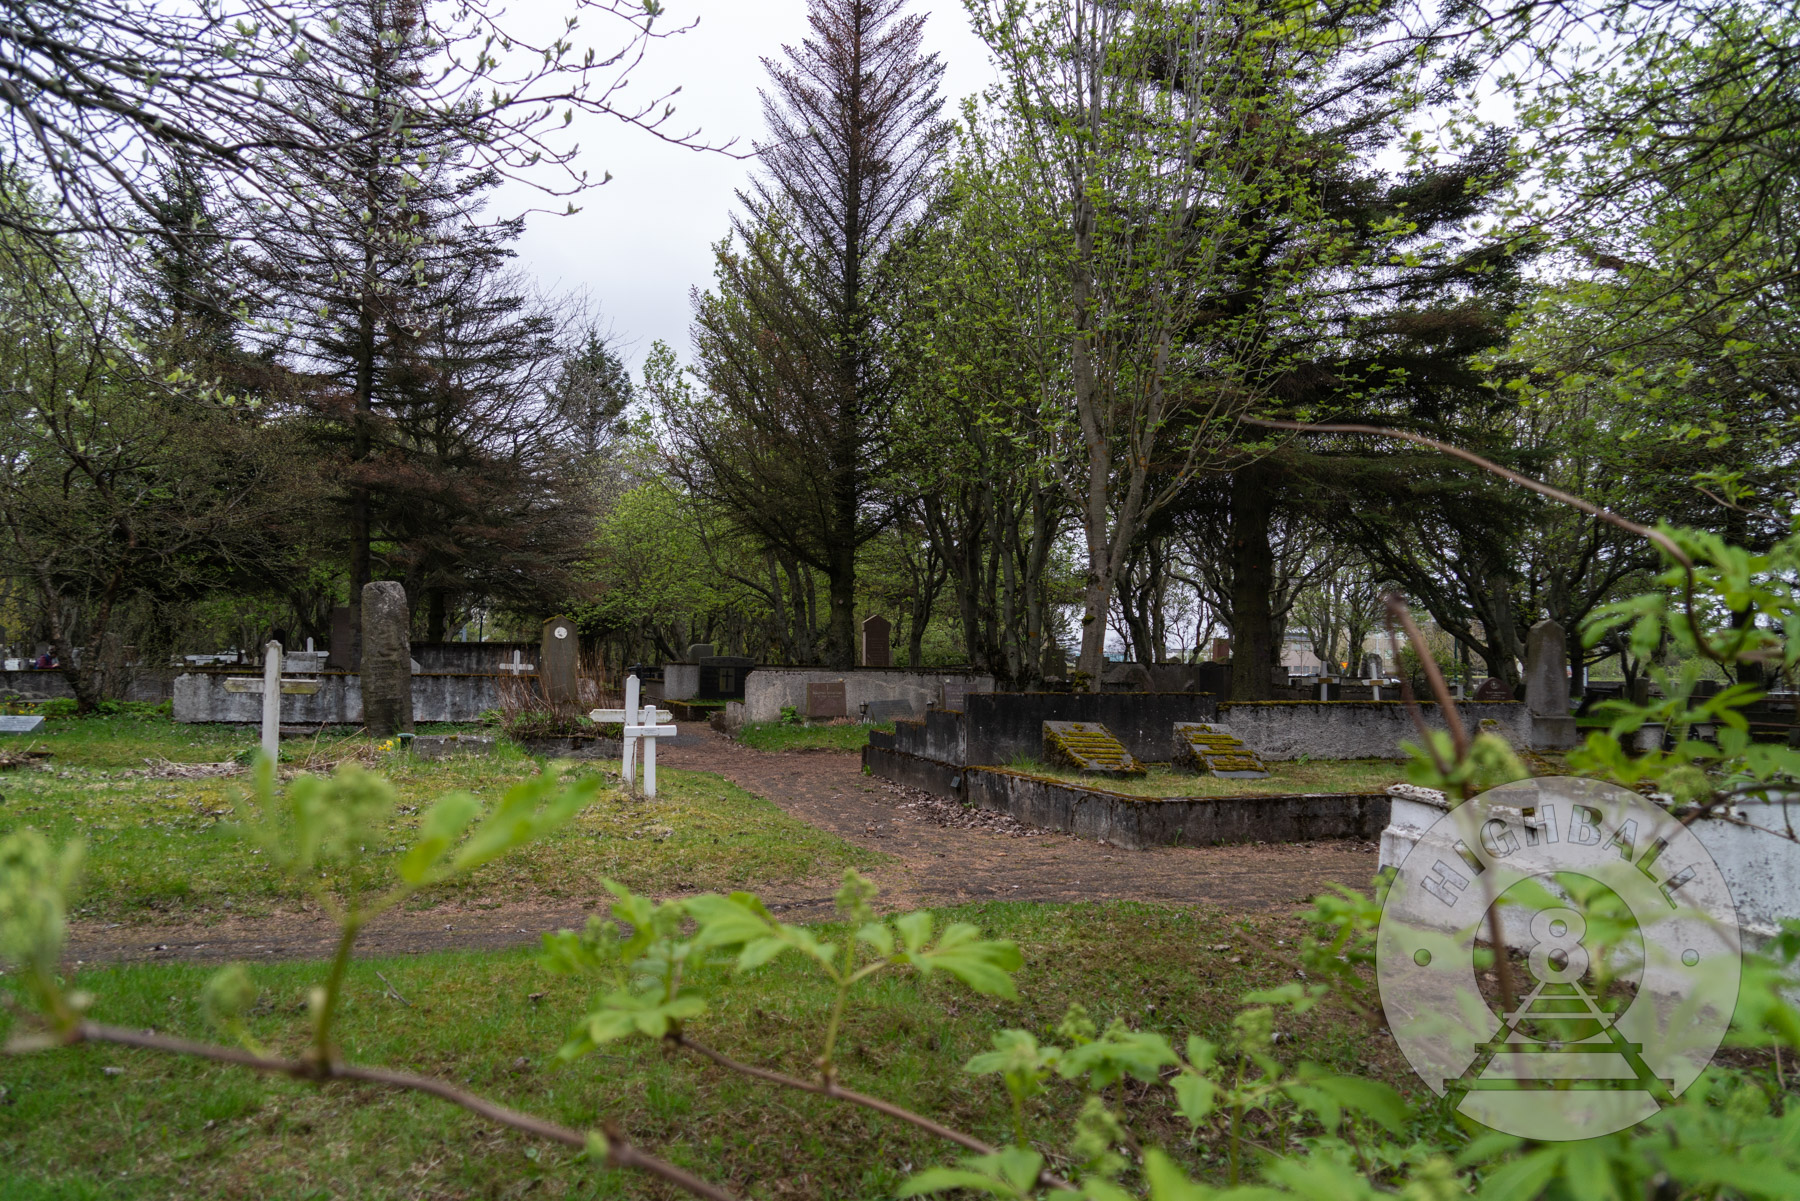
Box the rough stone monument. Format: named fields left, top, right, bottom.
left=1043, top=721, right=1144, bottom=777
left=361, top=581, right=413, bottom=736
left=541, top=616, right=579, bottom=710
left=1523, top=618, right=1578, bottom=749
left=861, top=614, right=892, bottom=668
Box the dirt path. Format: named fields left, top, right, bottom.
left=658, top=726, right=1379, bottom=911
left=64, top=725, right=1378, bottom=965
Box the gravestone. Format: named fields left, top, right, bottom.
left=862, top=698, right=913, bottom=723
left=806, top=679, right=847, bottom=720
left=861, top=614, right=892, bottom=668
left=541, top=616, right=579, bottom=709
left=940, top=677, right=970, bottom=712
left=328, top=604, right=356, bottom=669
left=1523, top=618, right=1578, bottom=748
left=1211, top=638, right=1231, bottom=664
left=1360, top=654, right=1383, bottom=679
left=1042, top=721, right=1145, bottom=777
left=1473, top=677, right=1513, bottom=702
left=0, top=715, right=45, bottom=733
left=1171, top=722, right=1269, bottom=778
left=1042, top=641, right=1066, bottom=678
left=361, top=581, right=413, bottom=737
left=686, top=643, right=715, bottom=662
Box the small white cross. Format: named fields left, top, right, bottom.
left=224, top=642, right=320, bottom=760
left=591, top=674, right=675, bottom=797
left=498, top=650, right=536, bottom=673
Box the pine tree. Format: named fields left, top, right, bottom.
left=669, top=0, right=950, bottom=669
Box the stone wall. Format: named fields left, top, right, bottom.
left=0, top=669, right=175, bottom=704
left=411, top=642, right=537, bottom=672
left=174, top=670, right=501, bottom=724
left=864, top=745, right=1389, bottom=850
left=742, top=667, right=996, bottom=724
left=1215, top=700, right=1537, bottom=759
left=890, top=691, right=1222, bottom=768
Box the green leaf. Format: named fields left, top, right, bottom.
left=900, top=921, right=1022, bottom=998
left=397, top=792, right=480, bottom=884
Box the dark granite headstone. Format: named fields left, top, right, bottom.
left=861, top=614, right=892, bottom=668
left=698, top=656, right=754, bottom=700
left=806, top=679, right=847, bottom=719
left=940, top=677, right=970, bottom=712
left=862, top=698, right=914, bottom=723
left=361, top=581, right=412, bottom=736
left=541, top=616, right=579, bottom=709
left=328, top=604, right=356, bottom=669
left=1042, top=641, right=1066, bottom=678
left=1473, top=677, right=1513, bottom=701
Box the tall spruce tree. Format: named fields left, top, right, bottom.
left=245, top=0, right=595, bottom=635
left=666, top=0, right=949, bottom=669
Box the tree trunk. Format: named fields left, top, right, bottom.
left=426, top=589, right=447, bottom=642
left=1229, top=465, right=1276, bottom=701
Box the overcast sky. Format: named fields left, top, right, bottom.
left=499, top=0, right=998, bottom=375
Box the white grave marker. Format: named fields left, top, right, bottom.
left=223, top=641, right=320, bottom=760
left=590, top=673, right=675, bottom=797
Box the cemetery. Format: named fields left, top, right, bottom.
left=3, top=1, right=1799, bottom=1199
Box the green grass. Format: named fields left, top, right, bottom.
left=0, top=901, right=1415, bottom=1201
left=0, top=715, right=885, bottom=924
left=738, top=720, right=894, bottom=753
left=996, top=757, right=1407, bottom=797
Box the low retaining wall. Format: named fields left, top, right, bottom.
left=1215, top=700, right=1536, bottom=759
left=865, top=744, right=1390, bottom=850
left=743, top=667, right=996, bottom=724
left=890, top=692, right=1222, bottom=767
left=174, top=670, right=501, bottom=724
left=0, top=668, right=175, bottom=704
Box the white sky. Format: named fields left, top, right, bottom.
left=500, top=0, right=998, bottom=374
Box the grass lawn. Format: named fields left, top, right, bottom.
left=0, top=715, right=885, bottom=925
left=738, top=720, right=894, bottom=753
left=998, top=757, right=1409, bottom=798
left=0, top=900, right=1428, bottom=1201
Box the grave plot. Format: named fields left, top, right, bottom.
left=1172, top=722, right=1270, bottom=779
left=1043, top=720, right=1145, bottom=777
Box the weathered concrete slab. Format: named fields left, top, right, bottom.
left=1043, top=721, right=1144, bottom=777
left=1172, top=722, right=1269, bottom=778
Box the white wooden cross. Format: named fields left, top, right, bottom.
left=590, top=674, right=675, bottom=797
left=225, top=641, right=320, bottom=760
left=498, top=649, right=536, bottom=673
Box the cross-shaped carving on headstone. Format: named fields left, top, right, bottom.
left=225, top=641, right=320, bottom=760
left=590, top=674, right=676, bottom=797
